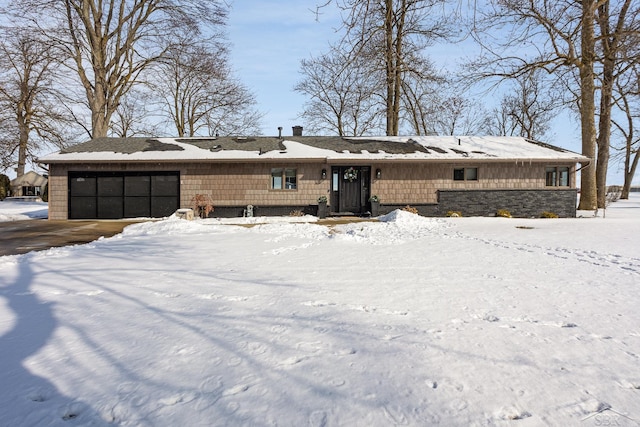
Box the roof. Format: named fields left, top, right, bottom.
left=38, top=135, right=590, bottom=164
left=10, top=171, right=48, bottom=186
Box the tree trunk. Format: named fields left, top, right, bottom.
left=577, top=0, right=598, bottom=211
left=622, top=147, right=639, bottom=199
left=384, top=0, right=395, bottom=136
left=16, top=117, right=28, bottom=177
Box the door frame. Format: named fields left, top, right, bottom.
left=329, top=166, right=371, bottom=215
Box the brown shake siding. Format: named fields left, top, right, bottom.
left=180, top=163, right=328, bottom=206
left=47, top=162, right=331, bottom=220
left=47, top=160, right=576, bottom=220
left=369, top=162, right=576, bottom=205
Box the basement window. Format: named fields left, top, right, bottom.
left=271, top=168, right=297, bottom=190
left=453, top=167, right=478, bottom=181
left=545, top=166, right=570, bottom=187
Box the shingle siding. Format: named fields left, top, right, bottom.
left=47, top=160, right=579, bottom=219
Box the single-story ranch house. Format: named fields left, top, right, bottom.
left=38, top=131, right=589, bottom=220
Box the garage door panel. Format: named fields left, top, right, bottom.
left=124, top=197, right=151, bottom=217
left=98, top=197, right=124, bottom=219
left=125, top=175, right=151, bottom=196
left=152, top=175, right=179, bottom=196
left=70, top=176, right=96, bottom=197
left=69, top=197, right=97, bottom=219
left=151, top=196, right=179, bottom=217
left=97, top=176, right=124, bottom=196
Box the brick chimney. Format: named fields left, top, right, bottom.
left=292, top=125, right=303, bottom=136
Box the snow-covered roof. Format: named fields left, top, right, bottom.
left=38, top=135, right=589, bottom=164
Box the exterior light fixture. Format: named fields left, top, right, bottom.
left=375, top=168, right=382, bottom=179
left=321, top=168, right=327, bottom=180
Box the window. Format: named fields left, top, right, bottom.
left=271, top=168, right=297, bottom=190
left=22, top=186, right=41, bottom=196
left=546, top=166, right=570, bottom=187
left=453, top=167, right=478, bottom=181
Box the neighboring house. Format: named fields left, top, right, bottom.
left=37, top=132, right=589, bottom=220
left=10, top=171, right=48, bottom=199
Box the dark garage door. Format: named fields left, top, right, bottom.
left=69, top=172, right=179, bottom=219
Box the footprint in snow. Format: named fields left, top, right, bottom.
left=383, top=404, right=409, bottom=425
left=280, top=355, right=305, bottom=366
left=158, top=392, right=196, bottom=406
left=496, top=407, right=532, bottom=421
left=309, top=410, right=328, bottom=427
left=26, top=387, right=53, bottom=402
left=222, top=384, right=249, bottom=396
left=199, top=375, right=224, bottom=394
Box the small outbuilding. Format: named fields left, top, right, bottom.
left=38, top=134, right=589, bottom=220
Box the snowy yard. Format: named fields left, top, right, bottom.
left=1, top=198, right=639, bottom=426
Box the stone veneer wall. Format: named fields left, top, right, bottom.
left=436, top=189, right=578, bottom=218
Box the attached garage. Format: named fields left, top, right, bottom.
left=68, top=171, right=179, bottom=219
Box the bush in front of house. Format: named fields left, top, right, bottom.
left=540, top=211, right=558, bottom=218
left=402, top=205, right=418, bottom=214
left=496, top=209, right=512, bottom=218
left=446, top=210, right=462, bottom=217
left=41, top=183, right=48, bottom=202
left=0, top=174, right=9, bottom=200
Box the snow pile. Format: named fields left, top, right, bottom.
left=332, top=209, right=449, bottom=244
left=1, top=197, right=640, bottom=426
left=0, top=199, right=48, bottom=221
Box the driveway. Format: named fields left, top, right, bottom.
left=0, top=220, right=142, bottom=256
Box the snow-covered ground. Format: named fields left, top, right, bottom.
left=0, top=199, right=48, bottom=221
left=1, top=198, right=639, bottom=426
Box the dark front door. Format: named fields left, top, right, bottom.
left=331, top=166, right=371, bottom=214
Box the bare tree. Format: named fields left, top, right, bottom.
left=0, top=29, right=68, bottom=176
left=109, top=88, right=162, bottom=137
left=330, top=0, right=453, bottom=135
left=151, top=38, right=262, bottom=137
left=7, top=0, right=228, bottom=139
left=611, top=65, right=640, bottom=199
left=488, top=70, right=557, bottom=141
left=471, top=0, right=640, bottom=209
left=594, top=0, right=639, bottom=207
left=295, top=47, right=384, bottom=136
left=431, top=94, right=492, bottom=136
left=470, top=0, right=601, bottom=209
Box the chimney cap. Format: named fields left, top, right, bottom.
left=292, top=125, right=303, bottom=136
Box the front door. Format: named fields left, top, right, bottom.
left=331, top=166, right=371, bottom=214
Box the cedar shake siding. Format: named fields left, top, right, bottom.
left=39, top=136, right=588, bottom=219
